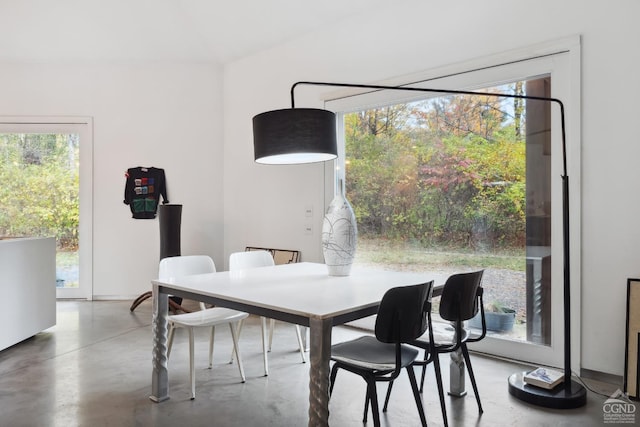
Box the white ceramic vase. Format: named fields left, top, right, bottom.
left=322, top=187, right=357, bottom=276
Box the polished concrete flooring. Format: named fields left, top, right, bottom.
left=0, top=300, right=621, bottom=427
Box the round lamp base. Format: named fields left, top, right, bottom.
left=508, top=372, right=587, bottom=409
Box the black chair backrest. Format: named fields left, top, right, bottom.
left=439, top=270, right=484, bottom=322
left=375, top=281, right=434, bottom=344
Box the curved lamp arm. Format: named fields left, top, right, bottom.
left=253, top=79, right=577, bottom=399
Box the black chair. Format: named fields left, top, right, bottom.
left=329, top=281, right=434, bottom=427
left=383, top=270, right=485, bottom=427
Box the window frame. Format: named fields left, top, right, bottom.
left=322, top=36, right=581, bottom=368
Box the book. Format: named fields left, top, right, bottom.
left=523, top=367, right=565, bottom=390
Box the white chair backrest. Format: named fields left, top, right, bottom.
left=159, top=255, right=216, bottom=280
left=229, top=250, right=275, bottom=271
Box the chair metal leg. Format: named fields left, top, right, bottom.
left=261, top=316, right=269, bottom=376
left=229, top=322, right=246, bottom=382
left=188, top=328, right=195, bottom=400
left=419, top=350, right=429, bottom=393
left=268, top=318, right=276, bottom=351
left=329, top=363, right=339, bottom=396
left=433, top=354, right=449, bottom=427
left=407, top=365, right=428, bottom=427
left=167, top=324, right=175, bottom=359
left=298, top=326, right=309, bottom=351
left=208, top=326, right=215, bottom=368
left=363, top=384, right=370, bottom=423
left=367, top=378, right=381, bottom=427
left=461, top=344, right=483, bottom=413
left=294, top=325, right=307, bottom=363
left=229, top=319, right=244, bottom=364
left=265, top=317, right=306, bottom=363
left=382, top=380, right=394, bottom=412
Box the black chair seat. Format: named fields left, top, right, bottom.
left=331, top=336, right=419, bottom=372
left=414, top=321, right=470, bottom=347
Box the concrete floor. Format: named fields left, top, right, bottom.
left=0, top=300, right=621, bottom=427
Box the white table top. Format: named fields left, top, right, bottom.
left=152, top=262, right=433, bottom=322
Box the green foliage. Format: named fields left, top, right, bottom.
left=485, top=301, right=516, bottom=313
left=345, top=88, right=529, bottom=250
left=0, top=133, right=79, bottom=249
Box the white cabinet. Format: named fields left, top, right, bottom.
left=0, top=237, right=56, bottom=351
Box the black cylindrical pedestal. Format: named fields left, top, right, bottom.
left=159, top=204, right=183, bottom=307
left=130, top=203, right=184, bottom=313
left=159, top=204, right=182, bottom=259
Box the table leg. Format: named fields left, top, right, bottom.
left=150, top=284, right=170, bottom=402
left=448, top=319, right=467, bottom=397
left=448, top=348, right=467, bottom=397
left=308, top=317, right=332, bottom=427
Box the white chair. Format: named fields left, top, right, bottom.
left=229, top=250, right=306, bottom=376
left=162, top=255, right=248, bottom=400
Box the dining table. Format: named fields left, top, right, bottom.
left=149, top=261, right=442, bottom=426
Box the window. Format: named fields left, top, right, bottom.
left=0, top=132, right=80, bottom=286
left=0, top=119, right=93, bottom=299
left=341, top=78, right=550, bottom=345
left=325, top=41, right=580, bottom=367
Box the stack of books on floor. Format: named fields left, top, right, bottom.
left=523, top=367, right=564, bottom=390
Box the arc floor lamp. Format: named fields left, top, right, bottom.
left=252, top=80, right=586, bottom=409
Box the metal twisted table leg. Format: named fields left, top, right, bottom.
left=308, top=317, right=332, bottom=426
left=150, top=284, right=170, bottom=402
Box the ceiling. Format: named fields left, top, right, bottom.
left=0, top=0, right=387, bottom=63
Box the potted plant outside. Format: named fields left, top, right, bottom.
left=469, top=301, right=516, bottom=332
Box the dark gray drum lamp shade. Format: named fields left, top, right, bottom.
left=253, top=108, right=338, bottom=164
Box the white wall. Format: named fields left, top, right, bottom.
left=224, top=0, right=640, bottom=376
left=0, top=0, right=634, bottom=378
left=0, top=61, right=224, bottom=298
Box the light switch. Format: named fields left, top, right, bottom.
left=304, top=223, right=313, bottom=235
left=305, top=205, right=313, bottom=217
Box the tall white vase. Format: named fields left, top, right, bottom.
left=322, top=188, right=357, bottom=276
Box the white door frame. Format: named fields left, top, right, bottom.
left=0, top=117, right=93, bottom=300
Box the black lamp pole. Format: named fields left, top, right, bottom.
left=253, top=80, right=585, bottom=408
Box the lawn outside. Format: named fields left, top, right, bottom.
left=354, top=237, right=527, bottom=341
left=56, top=249, right=79, bottom=288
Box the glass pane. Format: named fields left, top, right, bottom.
left=0, top=133, right=80, bottom=289
left=344, top=78, right=551, bottom=345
